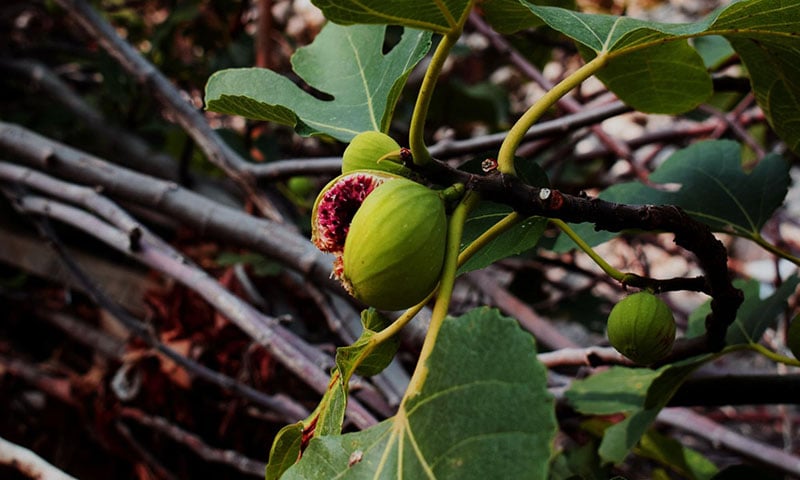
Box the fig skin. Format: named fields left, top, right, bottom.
left=607, top=292, right=676, bottom=365
left=342, top=178, right=447, bottom=310
left=342, top=131, right=410, bottom=176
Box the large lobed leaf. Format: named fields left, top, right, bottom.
left=311, top=0, right=471, bottom=34
left=283, top=308, right=557, bottom=479
left=205, top=23, right=431, bottom=142
left=519, top=0, right=800, bottom=151
left=554, top=140, right=790, bottom=251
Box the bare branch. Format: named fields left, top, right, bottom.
left=119, top=407, right=267, bottom=476
left=658, top=407, right=800, bottom=476
left=0, top=121, right=337, bottom=290
left=52, top=0, right=284, bottom=220
left=0, top=435, right=79, bottom=480
left=5, top=191, right=376, bottom=427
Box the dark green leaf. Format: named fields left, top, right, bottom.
left=311, top=0, right=471, bottom=34
left=692, top=35, right=735, bottom=70
left=336, top=309, right=400, bottom=377
left=266, top=422, right=304, bottom=480
left=687, top=275, right=800, bottom=345
left=284, top=308, right=556, bottom=479
left=519, top=0, right=800, bottom=142
left=565, top=367, right=658, bottom=415
left=481, top=0, right=576, bottom=35
left=637, top=429, right=719, bottom=480
left=567, top=357, right=710, bottom=464
left=554, top=140, right=790, bottom=251
left=205, top=24, right=431, bottom=142
left=458, top=202, right=547, bottom=274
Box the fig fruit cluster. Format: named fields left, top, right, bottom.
left=311, top=131, right=446, bottom=310
left=606, top=291, right=676, bottom=365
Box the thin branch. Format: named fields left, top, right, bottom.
left=428, top=100, right=631, bottom=159
left=0, top=122, right=337, bottom=290
left=538, top=347, right=632, bottom=368
left=119, top=407, right=266, bottom=476
left=4, top=191, right=376, bottom=428
left=36, top=308, right=309, bottom=420
left=0, top=435, right=79, bottom=480
left=465, top=269, right=579, bottom=351
left=245, top=101, right=632, bottom=180
left=658, top=407, right=800, bottom=476
left=115, top=422, right=179, bottom=480
left=469, top=12, right=635, bottom=164
left=52, top=0, right=284, bottom=220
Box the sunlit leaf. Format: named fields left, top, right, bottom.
left=205, top=24, right=431, bottom=142
left=519, top=0, right=800, bottom=148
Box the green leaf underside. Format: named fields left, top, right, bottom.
left=687, top=275, right=800, bottom=345
left=567, top=357, right=710, bottom=464
left=519, top=0, right=800, bottom=133
left=311, top=0, right=471, bottom=34
left=205, top=24, right=431, bottom=142
left=283, top=308, right=556, bottom=479
left=554, top=140, right=790, bottom=251
left=480, top=0, right=575, bottom=34
left=336, top=309, right=400, bottom=378
left=266, top=422, right=304, bottom=480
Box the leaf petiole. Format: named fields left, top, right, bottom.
left=497, top=53, right=608, bottom=175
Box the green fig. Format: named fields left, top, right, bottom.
left=607, top=292, right=676, bottom=365
left=342, top=131, right=411, bottom=177
left=342, top=178, right=446, bottom=310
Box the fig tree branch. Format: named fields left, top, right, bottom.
left=418, top=159, right=743, bottom=353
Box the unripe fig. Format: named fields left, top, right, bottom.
left=607, top=292, right=676, bottom=365
left=788, top=317, right=800, bottom=360
left=342, top=178, right=446, bottom=310
left=342, top=131, right=411, bottom=177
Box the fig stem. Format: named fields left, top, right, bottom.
left=402, top=191, right=480, bottom=399
left=409, top=1, right=475, bottom=168
left=742, top=343, right=800, bottom=367
left=459, top=211, right=522, bottom=264
left=551, top=218, right=626, bottom=282
left=497, top=53, right=609, bottom=176
left=750, top=232, right=800, bottom=267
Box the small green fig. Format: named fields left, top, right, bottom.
left=787, top=317, right=800, bottom=360
left=607, top=292, right=676, bottom=365
left=342, top=178, right=446, bottom=310
left=342, top=131, right=411, bottom=177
